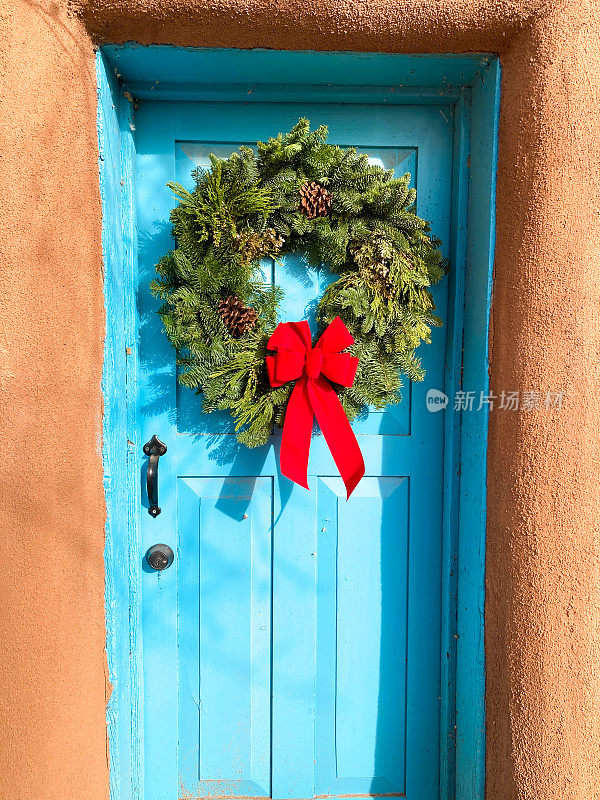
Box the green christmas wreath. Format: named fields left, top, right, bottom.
left=151, top=118, right=447, bottom=448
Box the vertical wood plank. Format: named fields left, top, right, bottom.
left=272, top=481, right=317, bottom=800
left=440, top=88, right=470, bottom=800
left=456, top=57, right=501, bottom=800
left=97, top=50, right=134, bottom=800
left=135, top=106, right=180, bottom=800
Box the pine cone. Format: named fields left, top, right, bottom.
left=218, top=295, right=258, bottom=338
left=299, top=181, right=332, bottom=219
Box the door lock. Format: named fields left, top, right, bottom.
left=146, top=544, right=174, bottom=571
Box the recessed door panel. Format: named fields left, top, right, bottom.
left=178, top=477, right=273, bottom=796
left=315, top=477, right=409, bottom=796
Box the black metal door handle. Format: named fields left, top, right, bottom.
left=143, top=435, right=167, bottom=517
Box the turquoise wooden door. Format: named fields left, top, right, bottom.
left=136, top=101, right=452, bottom=800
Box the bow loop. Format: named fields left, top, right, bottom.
left=321, top=352, right=358, bottom=387
left=266, top=349, right=305, bottom=387
left=267, top=319, right=311, bottom=354
left=266, top=316, right=365, bottom=498
left=315, top=315, right=355, bottom=354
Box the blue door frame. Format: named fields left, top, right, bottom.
left=97, top=46, right=500, bottom=800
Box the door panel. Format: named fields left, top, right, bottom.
left=135, top=101, right=453, bottom=800
left=315, top=477, right=409, bottom=796
left=178, top=477, right=273, bottom=797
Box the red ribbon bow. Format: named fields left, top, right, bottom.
left=266, top=316, right=365, bottom=498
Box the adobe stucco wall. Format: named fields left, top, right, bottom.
left=0, top=1, right=599, bottom=799
left=0, top=2, right=108, bottom=799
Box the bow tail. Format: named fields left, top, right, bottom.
left=308, top=378, right=365, bottom=499
left=280, top=376, right=313, bottom=490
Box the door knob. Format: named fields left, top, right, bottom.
left=146, top=544, right=174, bottom=571
left=143, top=435, right=167, bottom=517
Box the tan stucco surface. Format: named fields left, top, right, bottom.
left=1, top=1, right=599, bottom=798
left=0, top=2, right=108, bottom=799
